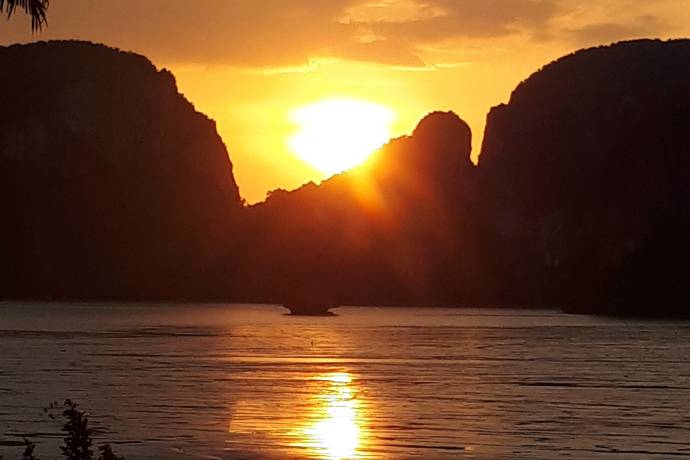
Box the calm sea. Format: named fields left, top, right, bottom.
left=1, top=304, right=689, bottom=459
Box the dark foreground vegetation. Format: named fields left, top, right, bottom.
left=2, top=400, right=124, bottom=460
left=0, top=39, right=688, bottom=316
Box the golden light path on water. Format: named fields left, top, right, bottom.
left=227, top=370, right=366, bottom=459
left=301, top=372, right=363, bottom=459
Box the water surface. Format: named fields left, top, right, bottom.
left=1, top=304, right=689, bottom=459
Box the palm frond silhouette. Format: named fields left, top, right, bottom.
left=0, top=0, right=49, bottom=31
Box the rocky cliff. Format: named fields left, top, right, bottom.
left=479, top=39, right=690, bottom=314
left=0, top=41, right=243, bottom=299
left=237, top=111, right=487, bottom=306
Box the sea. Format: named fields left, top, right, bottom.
left=1, top=303, right=689, bottom=459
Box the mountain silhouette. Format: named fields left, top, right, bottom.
left=238, top=39, right=690, bottom=315
left=0, top=39, right=688, bottom=316
left=479, top=39, right=690, bottom=315
left=0, top=41, right=243, bottom=300
left=233, top=111, right=487, bottom=306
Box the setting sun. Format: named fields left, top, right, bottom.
left=288, top=99, right=395, bottom=176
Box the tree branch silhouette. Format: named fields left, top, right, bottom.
left=0, top=0, right=49, bottom=31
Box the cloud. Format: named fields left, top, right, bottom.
left=0, top=0, right=357, bottom=66
left=353, top=0, right=561, bottom=40
left=0, top=0, right=685, bottom=69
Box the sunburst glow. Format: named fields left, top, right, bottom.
left=288, top=99, right=395, bottom=175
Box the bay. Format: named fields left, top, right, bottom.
left=1, top=304, right=689, bottom=459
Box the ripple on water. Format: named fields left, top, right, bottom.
left=0, top=304, right=689, bottom=459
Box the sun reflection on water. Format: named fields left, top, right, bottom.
left=227, top=371, right=367, bottom=459
left=302, top=372, right=364, bottom=459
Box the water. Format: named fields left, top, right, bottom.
left=1, top=303, right=689, bottom=459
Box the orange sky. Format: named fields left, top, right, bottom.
left=2, top=0, right=690, bottom=203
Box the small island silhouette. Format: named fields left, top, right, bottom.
left=0, top=39, right=688, bottom=317
left=284, top=302, right=337, bottom=316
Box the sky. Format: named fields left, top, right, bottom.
left=2, top=0, right=690, bottom=203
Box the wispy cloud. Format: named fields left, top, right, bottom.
left=0, top=0, right=686, bottom=69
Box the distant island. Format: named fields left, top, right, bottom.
left=0, top=39, right=688, bottom=317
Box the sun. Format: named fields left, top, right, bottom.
left=288, top=98, right=395, bottom=175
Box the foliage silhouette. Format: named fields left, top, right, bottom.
left=21, top=438, right=39, bottom=460
left=97, top=445, right=124, bottom=460
left=14, top=400, right=125, bottom=460
left=60, top=399, right=94, bottom=460
left=0, top=0, right=48, bottom=30
left=42, top=400, right=124, bottom=460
